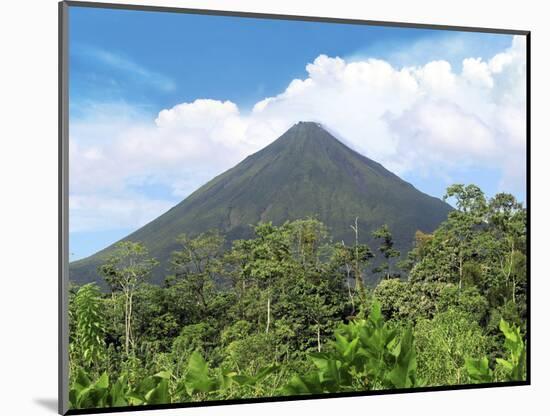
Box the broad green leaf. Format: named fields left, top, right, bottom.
left=145, top=379, right=170, bottom=404
left=184, top=351, right=217, bottom=395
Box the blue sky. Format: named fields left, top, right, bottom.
left=70, top=7, right=512, bottom=112
left=69, top=6, right=526, bottom=261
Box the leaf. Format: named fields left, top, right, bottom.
left=496, top=358, right=514, bottom=371
left=369, top=301, right=382, bottom=324
left=94, top=372, right=109, bottom=390
left=499, top=319, right=518, bottom=343
left=145, top=379, right=170, bottom=404
left=184, top=351, right=217, bottom=395
left=232, top=374, right=253, bottom=385
left=465, top=357, right=493, bottom=383
left=343, top=338, right=359, bottom=361
left=126, top=392, right=145, bottom=406
left=153, top=371, right=171, bottom=380
left=254, top=364, right=278, bottom=382
left=283, top=373, right=324, bottom=395
left=310, top=353, right=330, bottom=372
left=386, top=327, right=416, bottom=388
left=109, top=377, right=128, bottom=407
left=74, top=367, right=92, bottom=389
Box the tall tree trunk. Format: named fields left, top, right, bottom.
left=265, top=294, right=271, bottom=334
left=512, top=275, right=516, bottom=304
left=128, top=291, right=134, bottom=352
left=500, top=239, right=515, bottom=304
left=342, top=241, right=355, bottom=315
left=346, top=270, right=355, bottom=316
left=317, top=324, right=321, bottom=352
left=198, top=288, right=207, bottom=310
left=240, top=278, right=246, bottom=320
left=458, top=253, right=463, bottom=291
left=111, top=291, right=117, bottom=336
left=351, top=218, right=366, bottom=304
left=124, top=289, right=130, bottom=356
left=509, top=240, right=516, bottom=304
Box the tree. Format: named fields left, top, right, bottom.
left=372, top=224, right=400, bottom=280
left=331, top=240, right=373, bottom=316
left=170, top=230, right=225, bottom=311
left=410, top=184, right=488, bottom=288
left=444, top=184, right=487, bottom=215
left=331, top=242, right=356, bottom=315
left=288, top=219, right=343, bottom=352
left=350, top=217, right=372, bottom=304
left=99, top=241, right=158, bottom=356
left=289, top=218, right=330, bottom=268
left=330, top=218, right=374, bottom=315
left=131, top=284, right=181, bottom=354
left=282, top=275, right=343, bottom=353
left=398, top=230, right=432, bottom=273
left=442, top=184, right=488, bottom=290
left=243, top=222, right=293, bottom=334
left=223, top=239, right=260, bottom=322
left=488, top=193, right=526, bottom=304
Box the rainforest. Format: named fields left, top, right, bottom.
left=68, top=183, right=527, bottom=410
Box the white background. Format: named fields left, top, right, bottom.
left=0, top=0, right=547, bottom=415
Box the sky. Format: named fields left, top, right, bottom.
left=68, top=6, right=527, bottom=261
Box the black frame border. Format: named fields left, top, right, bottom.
left=59, top=1, right=531, bottom=415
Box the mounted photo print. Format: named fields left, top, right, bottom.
left=59, top=1, right=530, bottom=414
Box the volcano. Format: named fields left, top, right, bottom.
left=70, top=121, right=451, bottom=285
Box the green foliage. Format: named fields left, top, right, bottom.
left=331, top=237, right=373, bottom=315
left=170, top=230, right=224, bottom=310
left=465, top=319, right=526, bottom=383
left=465, top=357, right=493, bottom=383
left=495, top=319, right=527, bottom=381
left=172, top=323, right=217, bottom=361
left=414, top=309, right=487, bottom=386
left=70, top=283, right=106, bottom=375
left=99, top=242, right=158, bottom=293
left=372, top=224, right=401, bottom=280
left=181, top=351, right=220, bottom=396
left=175, top=351, right=278, bottom=400
left=411, top=187, right=526, bottom=307
left=69, top=369, right=110, bottom=409
left=98, top=241, right=158, bottom=357
left=221, top=331, right=278, bottom=375
left=283, top=301, right=420, bottom=394
left=67, top=183, right=527, bottom=409
left=69, top=368, right=170, bottom=409
left=374, top=280, right=488, bottom=325
left=127, top=371, right=171, bottom=405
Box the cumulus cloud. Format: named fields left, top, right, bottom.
left=70, top=35, right=526, bottom=232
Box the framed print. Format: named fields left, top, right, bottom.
left=59, top=1, right=530, bottom=414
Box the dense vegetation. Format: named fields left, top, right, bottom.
left=68, top=184, right=527, bottom=409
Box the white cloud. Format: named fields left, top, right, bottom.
left=462, top=58, right=494, bottom=88
left=70, top=36, right=527, bottom=232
